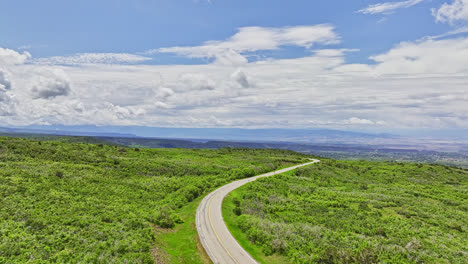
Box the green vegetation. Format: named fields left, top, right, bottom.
left=224, top=160, right=468, bottom=263
left=0, top=132, right=122, bottom=146
left=0, top=136, right=308, bottom=263
left=3, top=132, right=468, bottom=168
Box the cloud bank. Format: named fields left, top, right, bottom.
left=1, top=24, right=467, bottom=130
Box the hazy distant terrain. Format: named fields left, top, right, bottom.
left=2, top=129, right=468, bottom=168
left=3, top=125, right=468, bottom=152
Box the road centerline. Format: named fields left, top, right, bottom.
left=208, top=193, right=240, bottom=264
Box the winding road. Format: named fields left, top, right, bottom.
left=196, top=159, right=320, bottom=264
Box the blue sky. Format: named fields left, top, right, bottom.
left=0, top=0, right=453, bottom=62
left=0, top=0, right=468, bottom=132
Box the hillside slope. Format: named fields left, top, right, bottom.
left=0, top=136, right=308, bottom=263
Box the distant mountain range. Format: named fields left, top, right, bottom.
left=1, top=125, right=393, bottom=143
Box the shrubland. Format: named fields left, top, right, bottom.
left=0, top=136, right=308, bottom=263
left=224, top=160, right=468, bottom=264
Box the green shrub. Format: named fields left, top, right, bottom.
left=55, top=170, right=64, bottom=178
left=155, top=207, right=175, bottom=228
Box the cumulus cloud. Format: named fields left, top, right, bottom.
left=30, top=69, right=72, bottom=99
left=0, top=47, right=31, bottom=65
left=34, top=53, right=152, bottom=65
left=433, top=0, right=468, bottom=24
left=358, top=0, right=424, bottom=15
left=152, top=25, right=339, bottom=65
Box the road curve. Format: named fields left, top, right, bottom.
left=196, top=159, right=320, bottom=264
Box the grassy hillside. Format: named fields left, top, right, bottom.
left=224, top=160, right=468, bottom=264
left=0, top=136, right=308, bottom=263
left=3, top=132, right=468, bottom=168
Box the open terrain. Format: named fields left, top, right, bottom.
left=224, top=159, right=468, bottom=263
left=2, top=134, right=467, bottom=264
left=0, top=136, right=308, bottom=263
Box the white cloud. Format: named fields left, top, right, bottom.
left=433, top=0, right=468, bottom=24
left=152, top=25, right=339, bottom=65
left=34, top=53, right=152, bottom=65
left=1, top=31, right=468, bottom=130
left=370, top=37, right=468, bottom=74
left=30, top=69, right=72, bottom=99
left=313, top=49, right=358, bottom=57
left=358, top=0, right=424, bottom=15
left=0, top=47, right=31, bottom=65
left=213, top=50, right=248, bottom=66
left=344, top=117, right=381, bottom=125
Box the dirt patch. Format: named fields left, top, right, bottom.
left=151, top=245, right=171, bottom=264
left=153, top=225, right=175, bottom=234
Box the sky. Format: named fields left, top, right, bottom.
left=1, top=0, right=468, bottom=133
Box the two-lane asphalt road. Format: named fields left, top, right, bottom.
left=196, top=159, right=320, bottom=264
